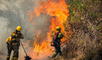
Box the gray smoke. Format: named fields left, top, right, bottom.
left=0, top=0, right=50, bottom=60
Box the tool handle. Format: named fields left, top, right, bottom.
left=20, top=41, right=28, bottom=56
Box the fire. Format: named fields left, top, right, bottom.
left=28, top=0, right=70, bottom=59
left=34, top=0, right=69, bottom=31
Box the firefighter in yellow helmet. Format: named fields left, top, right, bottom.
left=6, top=36, right=12, bottom=60
left=51, top=26, right=64, bottom=58
left=6, top=26, right=24, bottom=60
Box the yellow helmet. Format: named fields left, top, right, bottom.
left=16, top=26, right=22, bottom=31
left=11, top=32, right=16, bottom=36
left=56, top=26, right=61, bottom=31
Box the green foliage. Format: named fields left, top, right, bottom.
left=68, top=0, right=85, bottom=23
left=96, top=26, right=102, bottom=30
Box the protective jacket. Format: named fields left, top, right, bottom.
left=52, top=31, right=63, bottom=46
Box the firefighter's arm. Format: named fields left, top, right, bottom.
left=20, top=33, right=24, bottom=39
left=50, top=40, right=53, bottom=46
left=51, top=38, right=55, bottom=46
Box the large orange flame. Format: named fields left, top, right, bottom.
left=28, top=0, right=70, bottom=59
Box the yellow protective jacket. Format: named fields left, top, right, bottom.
left=6, top=32, right=16, bottom=44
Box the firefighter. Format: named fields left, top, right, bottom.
left=6, top=26, right=24, bottom=60
left=51, top=26, right=64, bottom=58
left=6, top=36, right=12, bottom=60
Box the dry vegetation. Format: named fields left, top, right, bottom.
left=53, top=0, right=102, bottom=60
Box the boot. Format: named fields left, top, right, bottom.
left=51, top=53, right=57, bottom=58
left=6, top=56, right=10, bottom=60
left=12, top=57, right=18, bottom=60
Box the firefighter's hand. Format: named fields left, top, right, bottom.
left=6, top=42, right=9, bottom=44
left=51, top=42, right=54, bottom=46
left=6, top=42, right=10, bottom=46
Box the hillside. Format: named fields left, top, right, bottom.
left=0, top=0, right=101, bottom=60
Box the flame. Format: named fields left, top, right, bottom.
left=28, top=0, right=71, bottom=59
left=34, top=0, right=69, bottom=31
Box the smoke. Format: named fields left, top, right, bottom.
left=0, top=0, right=50, bottom=60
